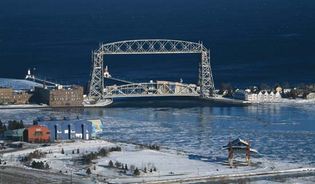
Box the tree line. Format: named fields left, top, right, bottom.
left=0, top=120, right=25, bottom=134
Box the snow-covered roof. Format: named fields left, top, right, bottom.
left=223, top=138, right=258, bottom=153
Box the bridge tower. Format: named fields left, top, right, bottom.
left=89, top=51, right=104, bottom=100
left=199, top=49, right=215, bottom=98
left=88, top=39, right=215, bottom=101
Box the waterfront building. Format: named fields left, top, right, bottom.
left=233, top=89, right=282, bottom=103
left=12, top=91, right=32, bottom=104
left=25, top=125, right=50, bottom=143
left=246, top=91, right=282, bottom=103
left=0, top=87, right=13, bottom=104
left=34, top=85, right=84, bottom=107
left=0, top=87, right=32, bottom=105
left=34, top=117, right=93, bottom=141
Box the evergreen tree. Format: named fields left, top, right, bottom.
left=133, top=168, right=140, bottom=176
left=19, top=120, right=24, bottom=128
left=61, top=148, right=65, bottom=154
left=0, top=121, right=6, bottom=133
left=45, top=163, right=50, bottom=169
left=7, top=120, right=24, bottom=130
left=86, top=168, right=91, bottom=175
left=108, top=160, right=114, bottom=167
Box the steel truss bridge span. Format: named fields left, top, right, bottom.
left=105, top=81, right=200, bottom=98
left=89, top=39, right=215, bottom=101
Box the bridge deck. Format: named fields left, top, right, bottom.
left=104, top=93, right=200, bottom=98
left=103, top=81, right=200, bottom=99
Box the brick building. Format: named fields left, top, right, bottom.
left=13, top=91, right=32, bottom=104
left=0, top=88, right=32, bottom=105
left=0, top=87, right=14, bottom=104
left=34, top=85, right=84, bottom=107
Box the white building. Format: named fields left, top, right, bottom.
left=245, top=91, right=282, bottom=103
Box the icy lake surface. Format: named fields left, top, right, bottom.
left=1, top=104, right=315, bottom=167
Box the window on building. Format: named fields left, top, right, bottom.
left=34, top=131, right=43, bottom=137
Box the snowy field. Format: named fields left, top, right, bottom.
left=1, top=140, right=315, bottom=183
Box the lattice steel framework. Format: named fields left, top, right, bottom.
left=88, top=39, right=215, bottom=100
left=104, top=82, right=199, bottom=98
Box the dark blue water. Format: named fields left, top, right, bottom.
left=1, top=0, right=315, bottom=87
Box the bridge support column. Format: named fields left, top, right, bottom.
left=88, top=51, right=104, bottom=100
left=199, top=50, right=215, bottom=98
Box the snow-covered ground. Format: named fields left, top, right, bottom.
left=1, top=140, right=315, bottom=183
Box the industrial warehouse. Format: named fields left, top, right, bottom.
left=0, top=117, right=101, bottom=143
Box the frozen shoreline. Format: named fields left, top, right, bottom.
left=1, top=140, right=315, bottom=183
left=1, top=98, right=315, bottom=110
left=0, top=104, right=50, bottom=109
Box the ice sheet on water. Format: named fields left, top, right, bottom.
left=1, top=105, right=315, bottom=167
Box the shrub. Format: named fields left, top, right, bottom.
left=133, top=168, right=140, bottom=176
left=45, top=163, right=50, bottom=169
left=149, top=144, right=160, bottom=151
left=109, top=146, right=122, bottom=152
left=108, top=160, right=114, bottom=167
left=86, top=168, right=91, bottom=175
left=82, top=152, right=98, bottom=164
left=115, top=161, right=122, bottom=168
left=7, top=120, right=24, bottom=130
left=98, top=148, right=109, bottom=157
left=80, top=147, right=121, bottom=164
left=31, top=161, right=49, bottom=170
left=21, top=150, right=46, bottom=163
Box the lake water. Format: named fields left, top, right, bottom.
left=1, top=103, right=315, bottom=167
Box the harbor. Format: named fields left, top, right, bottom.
left=1, top=0, right=315, bottom=182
